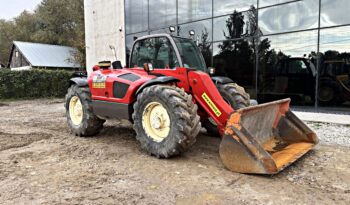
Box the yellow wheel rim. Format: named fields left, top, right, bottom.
left=142, top=102, right=170, bottom=142
left=69, top=96, right=83, bottom=126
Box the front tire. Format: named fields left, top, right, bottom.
left=203, top=83, right=250, bottom=136
left=65, top=85, right=105, bottom=136
left=133, top=85, right=201, bottom=158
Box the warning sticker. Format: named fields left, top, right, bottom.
left=92, top=82, right=106, bottom=88
left=92, top=75, right=106, bottom=89
left=202, top=93, right=222, bottom=117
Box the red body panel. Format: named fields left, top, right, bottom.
left=88, top=67, right=234, bottom=134
left=188, top=71, right=233, bottom=134
left=88, top=68, right=156, bottom=104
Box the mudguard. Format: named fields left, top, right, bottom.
left=69, top=77, right=88, bottom=87
left=136, top=76, right=180, bottom=95
left=211, top=76, right=234, bottom=84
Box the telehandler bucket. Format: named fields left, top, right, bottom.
left=220, top=99, right=319, bottom=174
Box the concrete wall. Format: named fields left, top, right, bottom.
left=84, top=0, right=125, bottom=74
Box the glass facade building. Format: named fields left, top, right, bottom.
left=125, top=0, right=350, bottom=111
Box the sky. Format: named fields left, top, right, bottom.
left=0, top=0, right=42, bottom=20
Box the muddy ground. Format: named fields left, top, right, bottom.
left=0, top=99, right=349, bottom=205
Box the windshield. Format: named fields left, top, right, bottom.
left=173, top=37, right=207, bottom=71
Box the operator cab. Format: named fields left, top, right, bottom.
left=129, top=34, right=208, bottom=72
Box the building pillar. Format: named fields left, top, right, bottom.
left=84, top=0, right=126, bottom=74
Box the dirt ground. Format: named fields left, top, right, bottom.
left=0, top=99, right=349, bottom=205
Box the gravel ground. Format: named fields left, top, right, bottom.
left=307, top=122, right=350, bottom=146
left=0, top=99, right=349, bottom=205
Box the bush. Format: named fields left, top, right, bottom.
left=0, top=69, right=74, bottom=99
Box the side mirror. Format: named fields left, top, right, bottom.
left=143, top=63, right=154, bottom=72
left=112, top=61, right=122, bottom=69
left=208, top=67, right=216, bottom=75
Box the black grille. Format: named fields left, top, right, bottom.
left=118, top=73, right=140, bottom=82
left=113, top=82, right=130, bottom=99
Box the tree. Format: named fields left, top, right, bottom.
left=197, top=28, right=212, bottom=67
left=214, top=9, right=256, bottom=85
left=0, top=19, right=16, bottom=64
left=0, top=0, right=85, bottom=67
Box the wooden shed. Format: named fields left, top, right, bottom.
left=8, top=41, right=81, bottom=71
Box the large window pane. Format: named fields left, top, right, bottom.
left=179, top=20, right=212, bottom=43
left=178, top=20, right=213, bottom=67
left=214, top=0, right=257, bottom=17
left=259, top=0, right=319, bottom=35
left=125, top=0, right=148, bottom=34
left=149, top=0, right=176, bottom=29
left=321, top=0, right=350, bottom=27
left=150, top=27, right=174, bottom=35
left=318, top=26, right=350, bottom=109
left=178, top=0, right=212, bottom=24
left=213, top=39, right=257, bottom=97
left=213, top=9, right=257, bottom=41
left=259, top=0, right=297, bottom=8
left=258, top=30, right=318, bottom=105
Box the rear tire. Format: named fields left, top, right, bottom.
left=203, top=83, right=250, bottom=136
left=132, top=85, right=201, bottom=158
left=65, top=85, right=105, bottom=137
left=318, top=80, right=342, bottom=106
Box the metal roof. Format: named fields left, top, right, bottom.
left=13, top=41, right=81, bottom=68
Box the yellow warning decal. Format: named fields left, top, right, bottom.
left=92, top=82, right=106, bottom=89
left=92, top=75, right=107, bottom=89
left=202, top=93, right=222, bottom=117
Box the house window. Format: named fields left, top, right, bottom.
left=15, top=51, right=19, bottom=58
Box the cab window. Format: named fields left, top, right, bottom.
left=131, top=37, right=179, bottom=69
left=288, top=60, right=310, bottom=74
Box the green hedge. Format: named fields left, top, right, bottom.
left=0, top=69, right=74, bottom=99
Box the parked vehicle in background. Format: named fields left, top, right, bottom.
left=259, top=58, right=350, bottom=106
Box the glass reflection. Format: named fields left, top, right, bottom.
left=178, top=0, right=212, bottom=24
left=178, top=20, right=213, bottom=67
left=213, top=39, right=256, bottom=89
left=214, top=0, right=257, bottom=17
left=122, top=0, right=350, bottom=111
left=150, top=28, right=174, bottom=35
left=125, top=0, right=148, bottom=34
left=318, top=26, right=350, bottom=107
left=321, top=0, right=350, bottom=27
left=179, top=20, right=212, bottom=43
left=259, top=0, right=319, bottom=35
left=149, top=0, right=176, bottom=29
left=213, top=8, right=257, bottom=41
left=259, top=0, right=296, bottom=8
left=258, top=30, right=318, bottom=105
